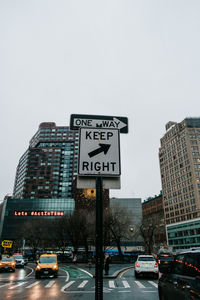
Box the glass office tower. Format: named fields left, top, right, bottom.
left=13, top=122, right=79, bottom=199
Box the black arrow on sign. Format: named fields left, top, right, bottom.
left=88, top=144, right=111, bottom=158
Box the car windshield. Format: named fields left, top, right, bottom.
left=2, top=257, right=14, bottom=262
left=14, top=255, right=23, bottom=259
left=138, top=257, right=155, bottom=261
left=39, top=256, right=56, bottom=263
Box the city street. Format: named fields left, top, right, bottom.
left=0, top=263, right=159, bottom=300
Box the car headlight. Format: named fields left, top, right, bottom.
left=52, top=265, right=57, bottom=270
left=36, top=266, right=41, bottom=271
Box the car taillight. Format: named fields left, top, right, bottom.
left=154, top=263, right=158, bottom=268
left=136, top=262, right=140, bottom=267
left=158, top=260, right=161, bottom=264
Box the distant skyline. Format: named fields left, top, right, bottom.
left=1, top=0, right=200, bottom=201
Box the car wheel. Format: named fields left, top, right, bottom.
left=158, top=287, right=166, bottom=300
left=135, top=271, right=139, bottom=279
left=35, top=273, right=40, bottom=279
left=154, top=273, right=158, bottom=279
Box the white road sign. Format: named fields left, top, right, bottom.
left=78, top=128, right=121, bottom=176
left=70, top=114, right=128, bottom=133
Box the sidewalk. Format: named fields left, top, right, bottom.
left=65, top=263, right=134, bottom=279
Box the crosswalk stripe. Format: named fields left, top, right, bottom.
left=45, top=280, right=55, bottom=288
left=8, top=282, right=27, bottom=289
left=1, top=278, right=159, bottom=291
left=148, top=281, right=158, bottom=288
left=135, top=281, right=145, bottom=288
left=78, top=280, right=88, bottom=288
left=122, top=280, right=130, bottom=288
left=26, top=281, right=39, bottom=289
left=0, top=283, right=11, bottom=288
left=61, top=281, right=75, bottom=292
left=109, top=280, right=115, bottom=288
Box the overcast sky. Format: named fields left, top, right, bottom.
left=1, top=0, right=200, bottom=202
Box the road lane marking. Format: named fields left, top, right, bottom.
left=142, top=291, right=157, bottom=293
left=148, top=281, right=158, bottom=288
left=26, top=281, right=39, bottom=288
left=0, top=283, right=11, bottom=288
left=109, top=280, right=115, bottom=288
left=78, top=280, right=88, bottom=288
left=24, top=266, right=34, bottom=278
left=119, top=267, right=134, bottom=278
left=60, top=267, right=69, bottom=281
left=61, top=281, right=75, bottom=292
left=135, top=281, right=145, bottom=288
left=122, top=280, right=130, bottom=288
left=45, top=280, right=55, bottom=288
left=8, top=282, right=27, bottom=289
left=78, top=268, right=93, bottom=277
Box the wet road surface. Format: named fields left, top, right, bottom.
left=0, top=264, right=159, bottom=300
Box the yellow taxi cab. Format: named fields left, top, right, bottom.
left=0, top=255, right=16, bottom=272
left=35, top=254, right=59, bottom=279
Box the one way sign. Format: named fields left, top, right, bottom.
left=70, top=114, right=128, bottom=133
left=78, top=128, right=121, bottom=176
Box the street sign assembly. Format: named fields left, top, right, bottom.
left=1, top=240, right=13, bottom=248
left=78, top=128, right=120, bottom=176
left=70, top=114, right=128, bottom=133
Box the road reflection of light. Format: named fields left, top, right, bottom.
left=18, top=268, right=26, bottom=280
left=4, top=289, right=16, bottom=299
left=28, top=283, right=42, bottom=300
left=8, top=274, right=16, bottom=281
left=47, top=282, right=60, bottom=298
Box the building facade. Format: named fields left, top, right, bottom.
left=0, top=197, right=75, bottom=240
left=1, top=122, right=110, bottom=242
left=110, top=197, right=143, bottom=248
left=159, top=118, right=200, bottom=249
left=159, top=118, right=200, bottom=225
left=142, top=193, right=166, bottom=249
left=13, top=122, right=79, bottom=199
left=167, top=218, right=200, bottom=250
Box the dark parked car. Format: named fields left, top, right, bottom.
left=158, top=249, right=200, bottom=300
left=158, top=254, right=173, bottom=272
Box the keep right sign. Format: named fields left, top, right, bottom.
left=78, top=128, right=121, bottom=177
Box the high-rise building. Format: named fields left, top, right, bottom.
left=13, top=122, right=79, bottom=199
left=159, top=118, right=200, bottom=249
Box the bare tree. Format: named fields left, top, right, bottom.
left=66, top=210, right=95, bottom=259
left=53, top=216, right=70, bottom=254
left=140, top=218, right=158, bottom=254
left=21, top=219, right=51, bottom=259
left=104, top=204, right=132, bottom=260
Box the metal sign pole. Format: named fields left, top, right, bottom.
left=95, top=177, right=103, bottom=300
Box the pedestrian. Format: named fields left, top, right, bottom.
left=88, top=257, right=92, bottom=270
left=73, top=254, right=77, bottom=264
left=104, top=254, right=110, bottom=275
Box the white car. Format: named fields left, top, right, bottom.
left=135, top=255, right=158, bottom=279
left=13, top=254, right=25, bottom=268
